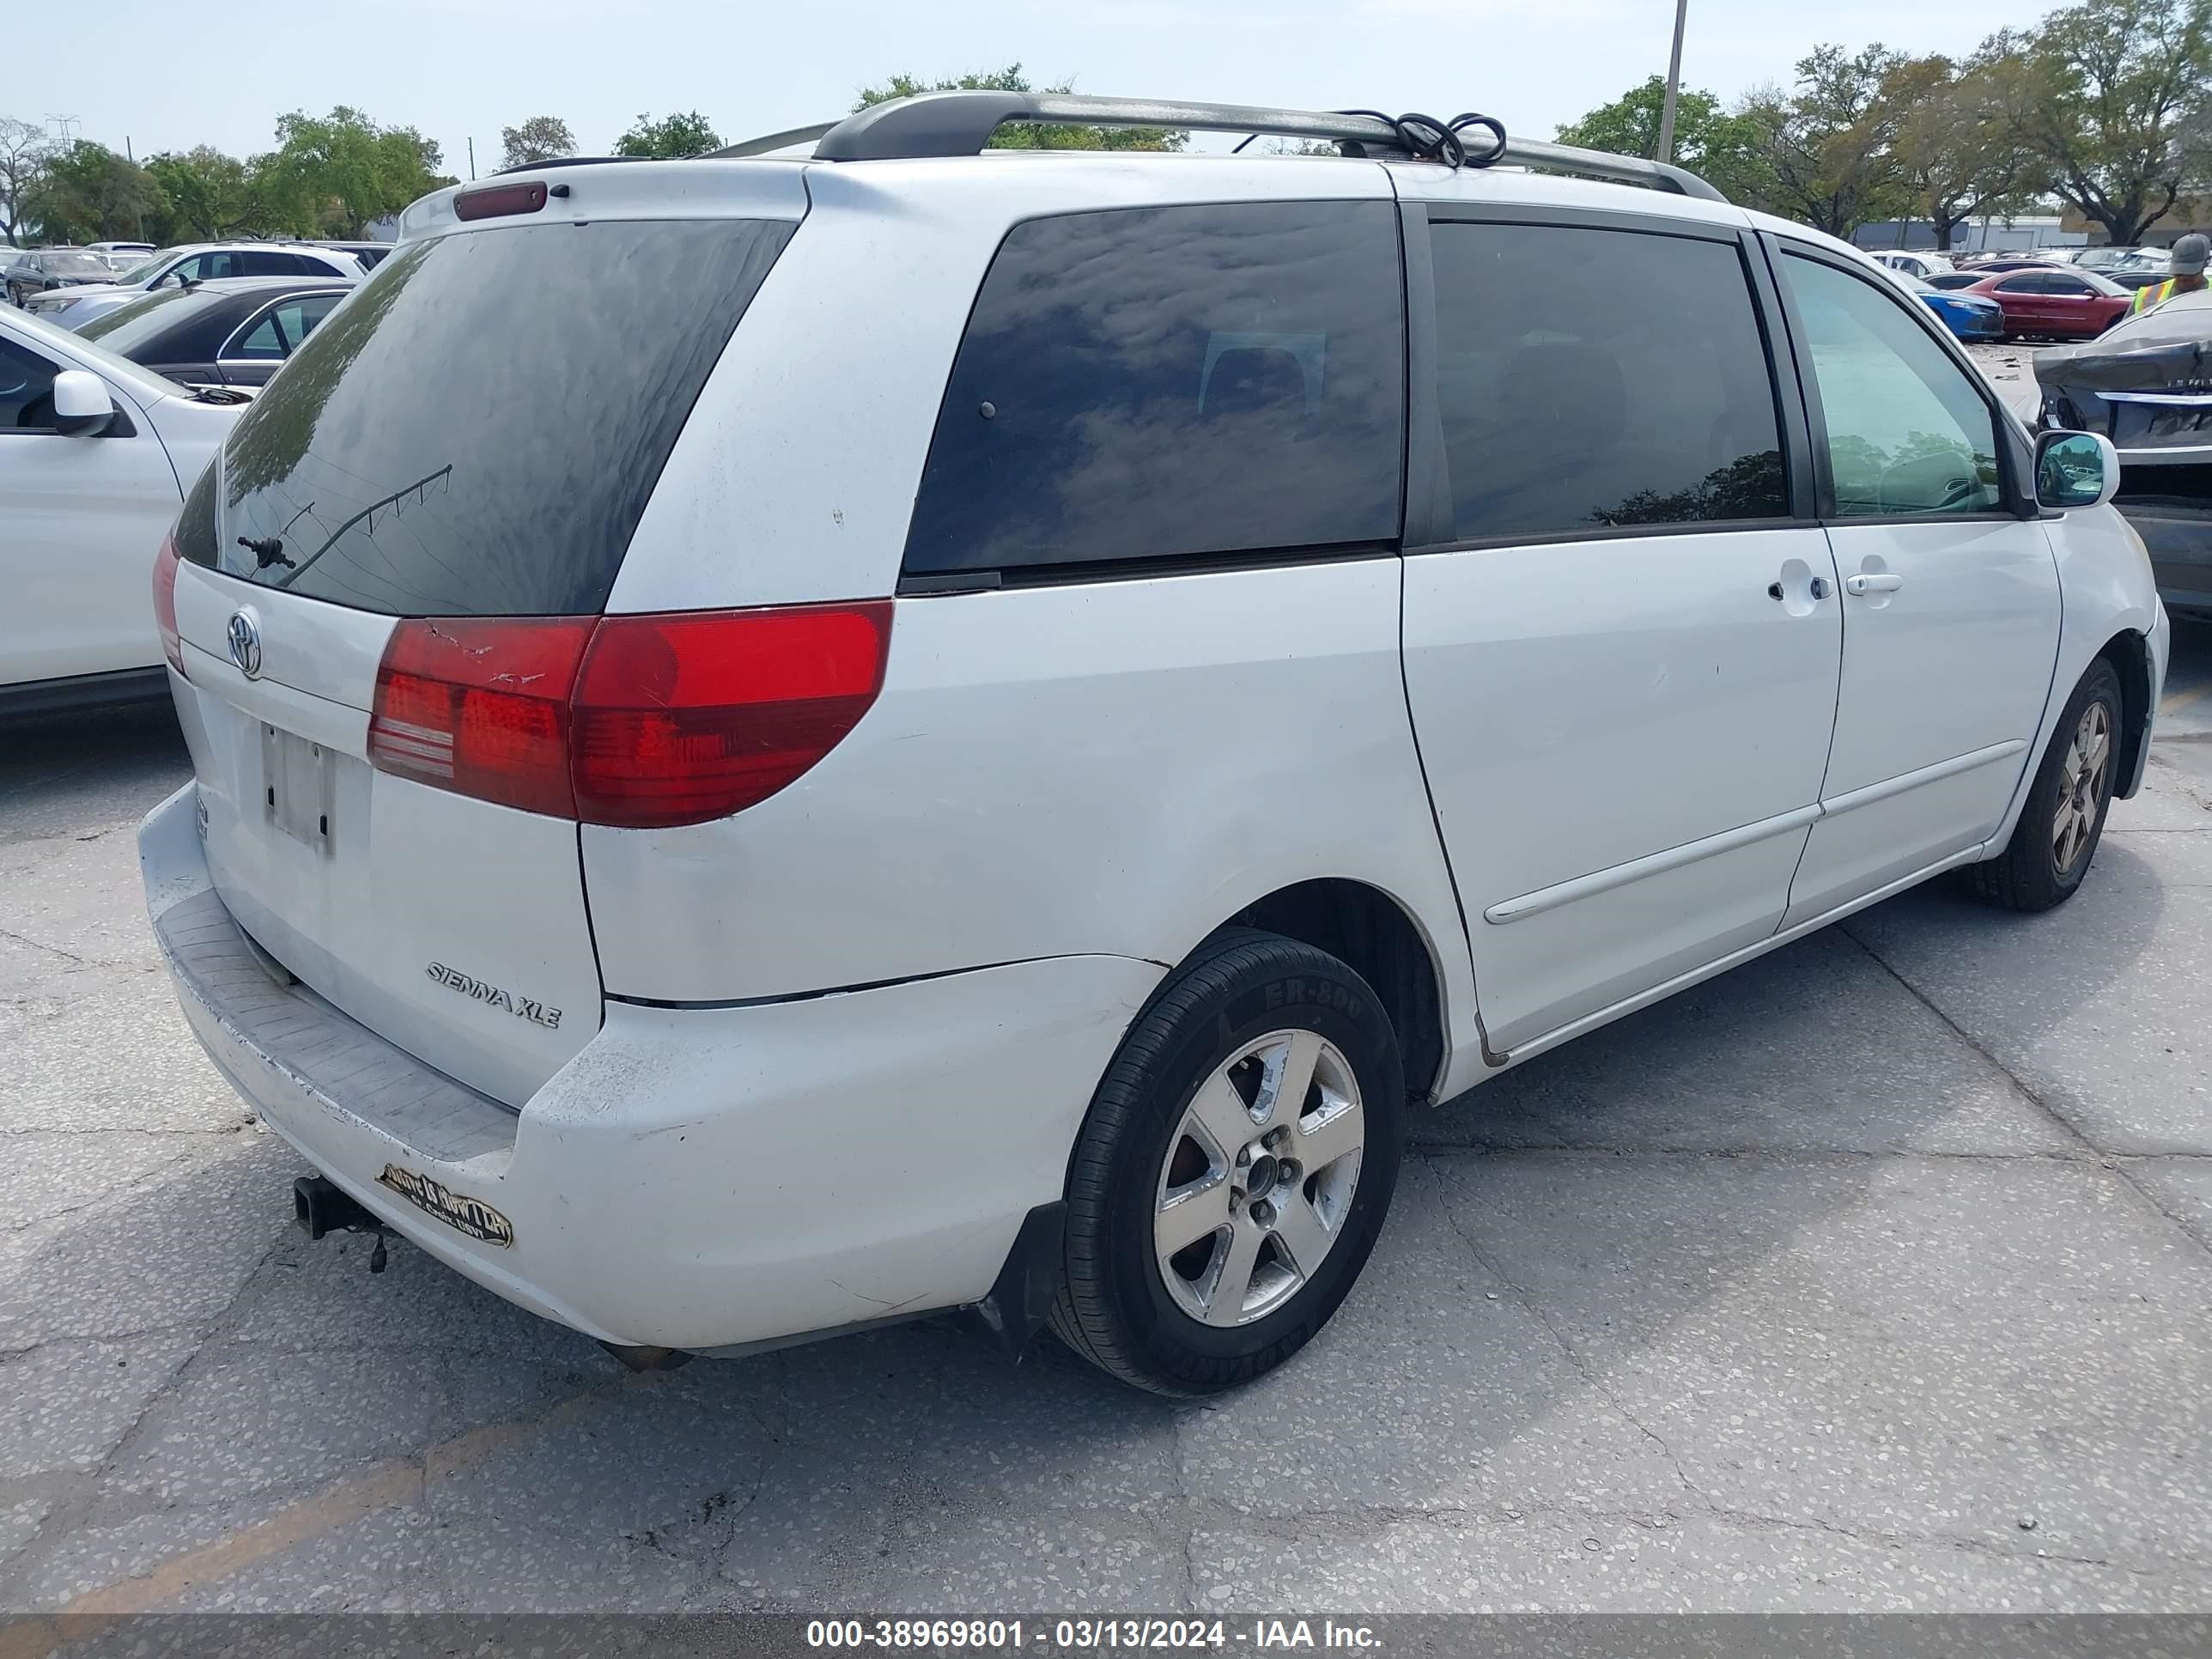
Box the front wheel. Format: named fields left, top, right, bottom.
left=1966, top=659, right=2123, bottom=912
left=1050, top=929, right=1404, bottom=1395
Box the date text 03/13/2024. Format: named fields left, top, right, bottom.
left=804, top=1620, right=1383, bottom=1650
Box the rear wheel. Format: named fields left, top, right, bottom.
left=1050, top=929, right=1403, bottom=1395
left=1966, top=659, right=2123, bottom=912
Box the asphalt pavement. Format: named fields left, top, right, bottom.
left=2, top=622, right=2210, bottom=1615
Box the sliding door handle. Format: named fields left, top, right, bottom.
left=1845, top=572, right=1905, bottom=596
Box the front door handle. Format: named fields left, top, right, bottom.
left=1845, top=572, right=1905, bottom=596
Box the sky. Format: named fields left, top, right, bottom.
left=15, top=0, right=2046, bottom=177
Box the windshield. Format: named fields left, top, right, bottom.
left=76, top=284, right=212, bottom=354
left=207, top=217, right=796, bottom=614
left=114, top=247, right=189, bottom=285
left=42, top=251, right=113, bottom=278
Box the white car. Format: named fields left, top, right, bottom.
left=1870, top=249, right=1956, bottom=279
left=24, top=243, right=365, bottom=329
left=140, top=94, right=2169, bottom=1395
left=1, top=306, right=246, bottom=714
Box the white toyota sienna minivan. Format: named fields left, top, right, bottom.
left=141, top=94, right=2170, bottom=1395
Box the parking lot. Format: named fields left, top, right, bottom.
left=0, top=614, right=2203, bottom=1615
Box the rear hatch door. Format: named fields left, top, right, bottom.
left=165, top=201, right=799, bottom=1105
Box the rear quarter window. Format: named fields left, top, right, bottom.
left=207, top=216, right=794, bottom=614
left=902, top=200, right=1406, bottom=579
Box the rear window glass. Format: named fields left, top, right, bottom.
left=202, top=217, right=794, bottom=614
left=902, top=200, right=1405, bottom=578
left=174, top=454, right=219, bottom=562
left=77, top=286, right=213, bottom=355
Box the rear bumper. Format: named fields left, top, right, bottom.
left=141, top=783, right=1159, bottom=1351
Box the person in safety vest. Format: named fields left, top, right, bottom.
left=2130, top=234, right=2210, bottom=315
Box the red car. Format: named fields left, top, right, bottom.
left=1931, top=267, right=2131, bottom=339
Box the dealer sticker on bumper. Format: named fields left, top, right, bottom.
left=377, top=1164, right=515, bottom=1248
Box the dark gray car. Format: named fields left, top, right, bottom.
left=2038, top=289, right=2212, bottom=617
left=75, top=276, right=355, bottom=387
left=3, top=248, right=116, bottom=307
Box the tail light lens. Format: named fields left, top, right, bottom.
left=368, top=603, right=892, bottom=829
left=153, top=535, right=184, bottom=674
left=368, top=617, right=595, bottom=817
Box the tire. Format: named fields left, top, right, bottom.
left=1966, top=659, right=2124, bottom=912
left=1049, top=928, right=1404, bottom=1396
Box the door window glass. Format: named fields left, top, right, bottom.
left=902, top=200, right=1405, bottom=576
left=0, top=337, right=59, bottom=428
left=229, top=294, right=343, bottom=360
left=1425, top=221, right=1787, bottom=539
left=1781, top=252, right=2003, bottom=518
left=231, top=314, right=284, bottom=359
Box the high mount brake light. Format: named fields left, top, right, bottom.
left=368, top=604, right=893, bottom=828
left=453, top=179, right=549, bottom=221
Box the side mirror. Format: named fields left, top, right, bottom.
left=51, top=370, right=116, bottom=437
left=2035, top=429, right=2119, bottom=509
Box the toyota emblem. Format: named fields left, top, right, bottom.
left=226, top=609, right=264, bottom=679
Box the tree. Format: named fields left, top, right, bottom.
left=1741, top=44, right=1915, bottom=237
left=146, top=147, right=257, bottom=241
left=853, top=65, right=1185, bottom=150
left=258, top=107, right=449, bottom=235
left=1985, top=0, right=2212, bottom=246
left=500, top=116, right=577, bottom=171
left=612, top=112, right=722, bottom=159
left=22, top=141, right=166, bottom=245
left=1556, top=75, right=1775, bottom=204
left=1887, top=53, right=2040, bottom=250
left=0, top=116, right=52, bottom=244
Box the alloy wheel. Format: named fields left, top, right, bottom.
left=1153, top=1029, right=1365, bottom=1327
left=2051, top=699, right=2112, bottom=876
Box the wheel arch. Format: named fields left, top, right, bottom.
left=2098, top=627, right=2154, bottom=799
left=1208, top=877, right=1450, bottom=1104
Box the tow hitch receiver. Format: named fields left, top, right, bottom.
left=294, top=1174, right=374, bottom=1238
left=293, top=1175, right=391, bottom=1272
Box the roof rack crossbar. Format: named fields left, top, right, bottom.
left=711, top=93, right=1724, bottom=203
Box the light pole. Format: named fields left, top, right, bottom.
left=1655, top=0, right=1690, bottom=165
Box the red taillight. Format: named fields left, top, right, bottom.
left=571, top=604, right=892, bottom=829
left=368, top=617, right=595, bottom=817
left=368, top=604, right=892, bottom=829
left=153, top=534, right=184, bottom=674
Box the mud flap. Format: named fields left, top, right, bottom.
left=957, top=1200, right=1066, bottom=1361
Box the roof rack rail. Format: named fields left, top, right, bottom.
left=490, top=155, right=641, bottom=176
left=715, top=123, right=837, bottom=159
left=708, top=92, right=1725, bottom=204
